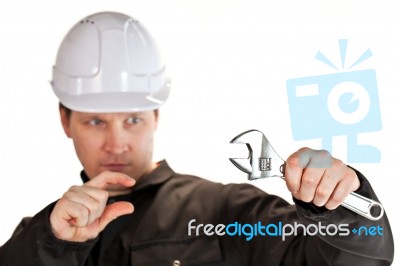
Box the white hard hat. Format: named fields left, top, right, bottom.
left=51, top=12, right=171, bottom=112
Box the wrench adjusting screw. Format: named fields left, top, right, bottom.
left=259, top=157, right=272, bottom=171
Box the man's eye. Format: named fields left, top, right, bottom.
left=127, top=117, right=141, bottom=124
left=88, top=119, right=103, bottom=126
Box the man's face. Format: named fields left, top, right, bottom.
left=60, top=108, right=159, bottom=184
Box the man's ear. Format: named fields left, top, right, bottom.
left=153, top=109, right=159, bottom=130
left=60, top=107, right=72, bottom=138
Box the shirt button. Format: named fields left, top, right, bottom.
left=173, top=260, right=181, bottom=266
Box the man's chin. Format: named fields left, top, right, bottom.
left=101, top=164, right=131, bottom=173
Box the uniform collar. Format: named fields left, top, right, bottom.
left=80, top=160, right=175, bottom=191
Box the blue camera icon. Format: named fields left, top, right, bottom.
left=286, top=69, right=382, bottom=163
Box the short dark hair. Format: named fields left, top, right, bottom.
left=59, top=102, right=72, bottom=119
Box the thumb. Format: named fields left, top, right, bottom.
left=98, top=201, right=134, bottom=231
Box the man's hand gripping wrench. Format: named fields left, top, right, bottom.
left=229, top=129, right=384, bottom=221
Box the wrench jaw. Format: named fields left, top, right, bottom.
left=228, top=158, right=252, bottom=175
left=229, top=129, right=285, bottom=181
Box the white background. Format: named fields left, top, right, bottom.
left=0, top=0, right=399, bottom=263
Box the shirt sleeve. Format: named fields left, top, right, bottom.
left=0, top=202, right=97, bottom=266
left=222, top=168, right=394, bottom=266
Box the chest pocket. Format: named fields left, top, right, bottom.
left=130, top=235, right=223, bottom=266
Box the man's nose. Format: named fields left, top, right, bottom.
left=104, top=125, right=129, bottom=154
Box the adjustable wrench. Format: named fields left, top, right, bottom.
left=229, top=129, right=384, bottom=221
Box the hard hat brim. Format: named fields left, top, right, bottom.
left=54, top=89, right=168, bottom=113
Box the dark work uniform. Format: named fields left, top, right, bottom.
left=0, top=161, right=394, bottom=265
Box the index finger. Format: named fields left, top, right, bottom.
left=84, top=171, right=136, bottom=190
left=285, top=147, right=311, bottom=194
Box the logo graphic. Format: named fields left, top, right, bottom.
left=286, top=39, right=382, bottom=163
left=188, top=219, right=384, bottom=241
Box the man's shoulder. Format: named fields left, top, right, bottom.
left=11, top=217, right=32, bottom=236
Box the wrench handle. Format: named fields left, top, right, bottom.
left=341, top=192, right=384, bottom=221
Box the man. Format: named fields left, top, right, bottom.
left=0, top=11, right=394, bottom=265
